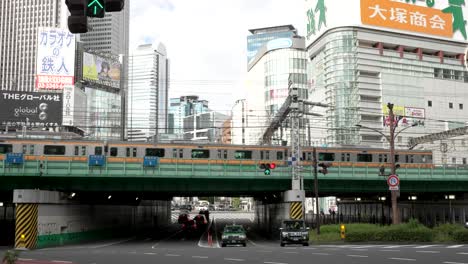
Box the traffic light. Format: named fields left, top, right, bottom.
left=318, top=162, right=331, bottom=175
left=66, top=0, right=88, bottom=33
left=259, top=163, right=276, bottom=175
left=66, top=0, right=125, bottom=33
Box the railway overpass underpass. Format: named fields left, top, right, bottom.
left=1, top=160, right=468, bottom=248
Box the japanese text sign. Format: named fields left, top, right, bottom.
left=36, top=27, right=76, bottom=91
left=361, top=0, right=453, bottom=38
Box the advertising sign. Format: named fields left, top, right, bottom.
left=305, top=0, right=468, bottom=47
left=62, top=86, right=75, bottom=126
left=0, top=92, right=63, bottom=127
left=83, top=52, right=121, bottom=89
left=35, top=27, right=76, bottom=90
left=382, top=104, right=425, bottom=127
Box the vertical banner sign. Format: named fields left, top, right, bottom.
left=62, top=85, right=74, bottom=126
left=36, top=27, right=76, bottom=90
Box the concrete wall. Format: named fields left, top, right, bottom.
left=36, top=200, right=170, bottom=248
left=254, top=200, right=289, bottom=239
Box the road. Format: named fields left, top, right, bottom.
left=1, top=211, right=468, bottom=264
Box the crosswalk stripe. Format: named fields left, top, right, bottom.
left=448, top=245, right=464, bottom=248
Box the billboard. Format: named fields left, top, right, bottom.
left=35, top=27, right=76, bottom=90
left=62, top=85, right=87, bottom=127
left=0, top=92, right=63, bottom=127
left=83, top=52, right=121, bottom=89
left=382, top=104, right=425, bottom=127
left=305, top=0, right=468, bottom=46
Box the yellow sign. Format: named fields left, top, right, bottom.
left=340, top=224, right=346, bottom=240
left=361, top=0, right=453, bottom=38
left=382, top=104, right=405, bottom=116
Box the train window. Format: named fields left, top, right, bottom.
left=234, top=150, right=252, bottom=159
left=132, top=148, right=137, bottom=157
left=22, top=145, right=27, bottom=154
left=126, top=148, right=131, bottom=157
left=217, top=150, right=228, bottom=159
left=173, top=149, right=177, bottom=158
left=306, top=152, right=312, bottom=161
left=44, top=145, right=65, bottom=155
left=378, top=154, right=388, bottom=163
left=260, top=151, right=264, bottom=160
left=217, top=150, right=222, bottom=159
left=192, top=149, right=209, bottom=159
left=74, top=146, right=79, bottom=156
left=179, top=149, right=184, bottom=158
left=0, top=144, right=12, bottom=154
left=223, top=150, right=227, bottom=159
left=95, top=147, right=103, bottom=155
left=463, top=158, right=467, bottom=165
left=357, top=154, right=373, bottom=162
left=146, top=148, right=165, bottom=157
left=341, top=153, right=350, bottom=162
left=81, top=146, right=86, bottom=156
left=406, top=155, right=414, bottom=163
left=422, top=155, right=426, bottom=163
left=29, top=145, right=34, bottom=155
left=318, top=153, right=335, bottom=161
left=266, top=151, right=270, bottom=160
left=395, top=155, right=399, bottom=163
left=277, top=151, right=283, bottom=160
left=110, top=147, right=118, bottom=157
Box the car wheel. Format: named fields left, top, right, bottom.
left=222, top=243, right=226, bottom=247
left=280, top=242, right=285, bottom=247
left=303, top=242, right=309, bottom=247
left=242, top=243, right=247, bottom=247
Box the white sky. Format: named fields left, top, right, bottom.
left=130, top=0, right=304, bottom=115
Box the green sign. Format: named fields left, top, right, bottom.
left=87, top=0, right=105, bottom=18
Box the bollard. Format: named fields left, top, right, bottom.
left=340, top=224, right=346, bottom=240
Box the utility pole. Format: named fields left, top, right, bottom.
left=313, top=147, right=320, bottom=235
left=388, top=103, right=399, bottom=225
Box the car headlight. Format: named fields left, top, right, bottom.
left=282, top=232, right=288, bottom=237
left=222, top=235, right=228, bottom=239
left=239, top=234, right=246, bottom=239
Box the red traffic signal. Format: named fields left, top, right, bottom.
left=270, top=163, right=276, bottom=169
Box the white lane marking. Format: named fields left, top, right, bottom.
left=384, top=245, right=405, bottom=248
left=257, top=250, right=273, bottom=253
left=165, top=254, right=180, bottom=257
left=456, top=252, right=468, bottom=255
left=302, top=247, right=317, bottom=250
left=284, top=252, right=298, bottom=254
left=192, top=256, right=209, bottom=259
left=389, top=258, right=417, bottom=261
left=324, top=248, right=339, bottom=251
left=89, top=237, right=135, bottom=249
left=18, top=259, right=34, bottom=261
left=311, top=252, right=330, bottom=255
left=380, top=250, right=401, bottom=252
left=347, top=255, right=368, bottom=258
left=264, top=262, right=288, bottom=264
left=129, top=251, right=137, bottom=254
left=444, top=262, right=468, bottom=264
left=224, top=258, right=245, bottom=261
left=351, top=249, right=369, bottom=251
left=448, top=245, right=464, bottom=248
left=143, top=252, right=157, bottom=255
left=415, top=245, right=439, bottom=248
left=151, top=230, right=183, bottom=249
left=51, top=261, right=73, bottom=263
left=416, top=251, right=440, bottom=253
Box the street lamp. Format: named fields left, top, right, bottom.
left=445, top=195, right=456, bottom=223
left=356, top=103, right=419, bottom=225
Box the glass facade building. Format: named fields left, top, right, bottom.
left=85, top=87, right=122, bottom=140
left=168, top=96, right=209, bottom=135
left=247, top=25, right=297, bottom=64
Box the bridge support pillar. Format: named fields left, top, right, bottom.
left=283, top=190, right=305, bottom=220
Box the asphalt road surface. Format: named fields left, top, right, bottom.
left=2, top=212, right=468, bottom=264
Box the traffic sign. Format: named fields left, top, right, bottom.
left=387, top=174, right=400, bottom=191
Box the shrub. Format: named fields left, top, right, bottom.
left=452, top=230, right=468, bottom=242
left=2, top=250, right=19, bottom=264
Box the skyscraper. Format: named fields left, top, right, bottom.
left=0, top=0, right=68, bottom=92
left=168, top=96, right=209, bottom=135
left=127, top=43, right=169, bottom=141
left=247, top=25, right=297, bottom=64
left=79, top=7, right=130, bottom=56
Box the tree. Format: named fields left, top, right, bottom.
left=232, top=197, right=241, bottom=209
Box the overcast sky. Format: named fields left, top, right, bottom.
left=130, top=0, right=304, bottom=115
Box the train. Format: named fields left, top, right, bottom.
left=0, top=137, right=434, bottom=168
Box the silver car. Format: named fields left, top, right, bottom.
left=465, top=221, right=468, bottom=229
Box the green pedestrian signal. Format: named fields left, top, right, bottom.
left=87, top=0, right=105, bottom=18
left=264, top=168, right=271, bottom=175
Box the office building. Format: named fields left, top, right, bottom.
left=168, top=96, right=209, bottom=135
left=183, top=112, right=229, bottom=143
left=0, top=0, right=68, bottom=92
left=128, top=43, right=170, bottom=141
left=305, top=0, right=468, bottom=164
left=247, top=25, right=297, bottom=64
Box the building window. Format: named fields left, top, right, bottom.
left=459, top=103, right=463, bottom=110
left=428, top=100, right=432, bottom=107
left=463, top=158, right=467, bottom=165
left=449, top=102, right=453, bottom=109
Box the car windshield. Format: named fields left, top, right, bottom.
left=283, top=221, right=304, bottom=230
left=225, top=226, right=244, bottom=233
